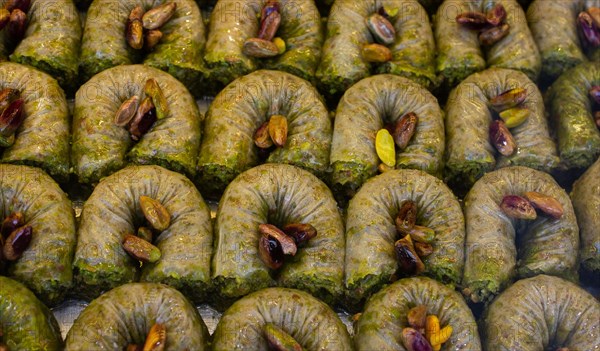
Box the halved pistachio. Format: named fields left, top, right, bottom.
left=259, top=224, right=297, bottom=256
left=243, top=38, right=280, bottom=58
left=490, top=88, right=527, bottom=112
left=114, top=96, right=140, bottom=127
left=122, top=234, right=161, bottom=263
left=500, top=195, right=537, bottom=220
left=129, top=97, right=157, bottom=141
left=142, top=2, right=176, bottom=30
left=145, top=30, right=163, bottom=51
left=268, top=114, right=288, bottom=147
left=0, top=9, right=9, bottom=31
left=366, top=13, right=396, bottom=45
left=395, top=200, right=417, bottom=235
left=489, top=120, right=516, bottom=156
left=456, top=11, right=488, bottom=30
left=486, top=4, right=506, bottom=26
left=7, top=9, right=26, bottom=41
left=401, top=327, right=433, bottom=351
left=254, top=121, right=274, bottom=149
left=578, top=11, right=600, bottom=47
left=258, top=232, right=284, bottom=269
left=1, top=212, right=24, bottom=238
left=414, top=242, right=433, bottom=258
left=499, top=107, right=530, bottom=128
left=273, top=37, right=286, bottom=54
left=408, top=225, right=435, bottom=244
left=140, top=196, right=170, bottom=232
left=261, top=0, right=280, bottom=21
left=282, top=223, right=317, bottom=247
left=407, top=305, right=427, bottom=331
left=0, top=87, right=20, bottom=112
left=589, top=86, right=600, bottom=105
left=362, top=43, right=392, bottom=63
left=0, top=98, right=25, bottom=140
left=376, top=128, right=396, bottom=167
left=4, top=0, right=30, bottom=12
left=3, top=225, right=32, bottom=261
left=127, top=6, right=144, bottom=50
left=523, top=191, right=564, bottom=219
left=393, top=112, right=418, bottom=150
left=395, top=235, right=425, bottom=275
left=144, top=78, right=169, bottom=119
left=137, top=227, right=154, bottom=243
left=479, top=23, right=509, bottom=46
left=264, top=323, right=303, bottom=351
left=258, top=10, right=281, bottom=41
left=143, top=323, right=166, bottom=351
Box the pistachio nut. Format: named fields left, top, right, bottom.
left=0, top=87, right=20, bottom=112
left=376, top=128, right=396, bottom=167
left=578, top=11, right=600, bottom=47
left=401, top=328, right=433, bottom=351
left=129, top=97, right=157, bottom=141
left=414, top=242, right=433, bottom=258
left=7, top=9, right=27, bottom=41
left=114, top=96, right=140, bottom=127
left=282, top=223, right=317, bottom=247
left=0, top=9, right=9, bottom=31
left=137, top=227, right=154, bottom=243
left=589, top=86, right=600, bottom=105
left=264, top=323, right=302, bottom=351
left=258, top=232, right=284, bottom=270
left=258, top=10, right=281, bottom=41
left=489, top=120, right=516, bottom=156
left=3, top=225, right=32, bottom=261
left=254, top=121, right=274, bottom=149
left=243, top=38, right=280, bottom=58
left=589, top=7, right=600, bottom=27
left=144, top=78, right=169, bottom=119
left=145, top=29, right=163, bottom=51
left=366, top=13, right=396, bottom=45
left=4, top=0, right=30, bottom=12
left=273, top=37, right=286, bottom=54
left=500, top=195, right=537, bottom=220
left=456, top=11, right=488, bottom=30
left=407, top=305, right=427, bottom=331
left=479, top=23, right=509, bottom=46
left=143, top=323, right=166, bottom=351
left=122, top=234, right=161, bottom=263
left=261, top=0, right=280, bottom=21
left=409, top=225, right=435, bottom=244
left=1, top=212, right=24, bottom=238
left=127, top=6, right=144, bottom=50
left=142, top=2, right=177, bottom=30
left=395, top=200, right=417, bottom=235
left=393, top=112, right=418, bottom=150
left=523, top=191, right=564, bottom=219
left=126, top=345, right=142, bottom=351
left=486, top=4, right=506, bottom=26
left=139, top=196, right=170, bottom=232
left=378, top=5, right=399, bottom=20
left=259, top=224, right=297, bottom=256
left=268, top=114, right=288, bottom=147
left=395, top=235, right=425, bottom=275
left=499, top=107, right=530, bottom=128
left=490, top=87, right=527, bottom=112
left=0, top=98, right=25, bottom=139
left=362, top=43, right=392, bottom=63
